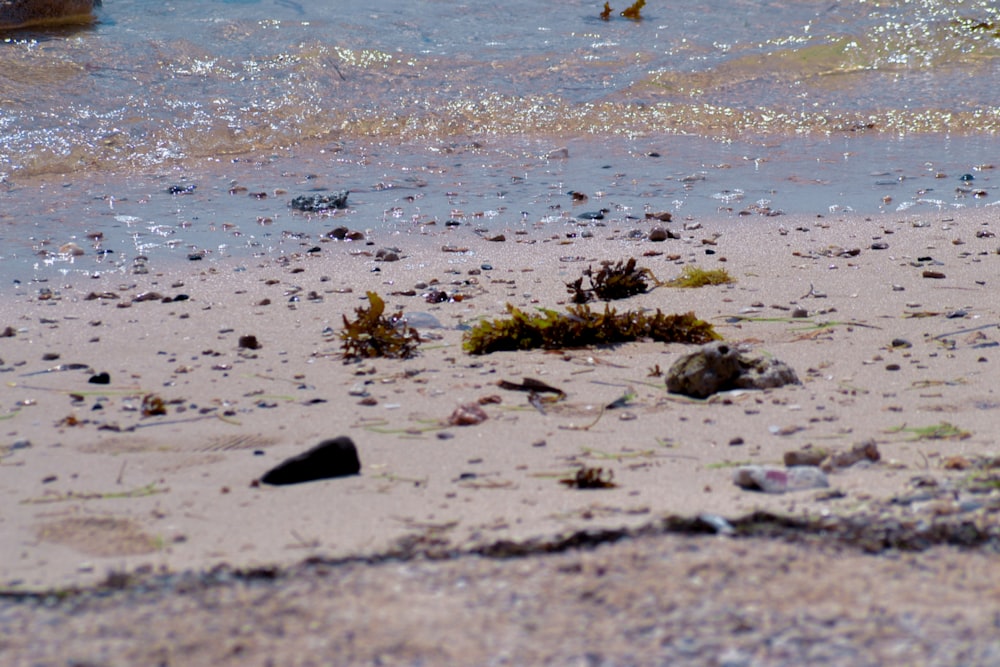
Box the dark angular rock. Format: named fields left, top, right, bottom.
left=261, top=437, right=361, bottom=485
left=238, top=335, right=261, bottom=350
left=88, top=372, right=111, bottom=385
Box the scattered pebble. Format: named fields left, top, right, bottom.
left=238, top=335, right=261, bottom=350
left=732, top=465, right=829, bottom=494
left=448, top=403, right=488, bottom=426
left=88, top=372, right=111, bottom=385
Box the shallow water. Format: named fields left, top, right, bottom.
left=2, top=0, right=999, bottom=280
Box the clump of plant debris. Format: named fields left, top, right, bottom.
left=463, top=303, right=719, bottom=355
left=340, top=292, right=420, bottom=361
left=141, top=394, right=167, bottom=417
left=667, top=265, right=734, bottom=288
left=567, top=258, right=658, bottom=303
left=561, top=466, right=617, bottom=489
left=601, top=0, right=644, bottom=20
left=621, top=0, right=645, bottom=19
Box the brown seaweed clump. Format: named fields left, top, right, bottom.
left=340, top=292, right=420, bottom=361
left=567, top=258, right=657, bottom=303
left=621, top=0, right=645, bottom=20
left=463, top=303, right=719, bottom=355
left=561, top=467, right=617, bottom=489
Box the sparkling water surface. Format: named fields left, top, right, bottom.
left=2, top=0, right=999, bottom=279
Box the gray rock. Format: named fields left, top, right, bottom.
left=648, top=226, right=669, bottom=242
left=290, top=191, right=349, bottom=212
left=261, top=436, right=361, bottom=485
left=665, top=341, right=799, bottom=398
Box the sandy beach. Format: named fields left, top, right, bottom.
left=1, top=197, right=999, bottom=662
left=3, top=0, right=1000, bottom=660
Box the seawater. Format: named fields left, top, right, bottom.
left=2, top=0, right=1000, bottom=280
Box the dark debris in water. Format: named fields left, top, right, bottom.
left=290, top=191, right=349, bottom=213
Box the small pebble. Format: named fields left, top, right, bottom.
left=88, top=372, right=111, bottom=385
left=648, top=227, right=668, bottom=242
left=732, top=465, right=829, bottom=494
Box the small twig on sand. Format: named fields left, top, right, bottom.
left=801, top=283, right=826, bottom=299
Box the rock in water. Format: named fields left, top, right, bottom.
left=0, top=0, right=100, bottom=30
left=666, top=341, right=799, bottom=398
left=261, top=437, right=361, bottom=485
left=289, top=191, right=349, bottom=212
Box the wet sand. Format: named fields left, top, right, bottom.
left=1, top=200, right=999, bottom=663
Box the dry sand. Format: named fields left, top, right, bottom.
left=1, top=207, right=999, bottom=664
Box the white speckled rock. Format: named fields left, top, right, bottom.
left=732, top=465, right=829, bottom=494
left=666, top=341, right=799, bottom=399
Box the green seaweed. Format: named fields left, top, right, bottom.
left=566, top=258, right=658, bottom=303
left=462, top=303, right=720, bottom=355
left=21, top=482, right=168, bottom=505
left=667, top=265, right=734, bottom=288
left=340, top=292, right=420, bottom=361
left=705, top=460, right=753, bottom=470
left=885, top=422, right=971, bottom=441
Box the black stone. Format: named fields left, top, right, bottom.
left=577, top=209, right=609, bottom=220
left=238, top=335, right=261, bottom=350
left=260, top=437, right=361, bottom=485
left=88, top=372, right=110, bottom=385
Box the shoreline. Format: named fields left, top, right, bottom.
left=3, top=134, right=998, bottom=287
